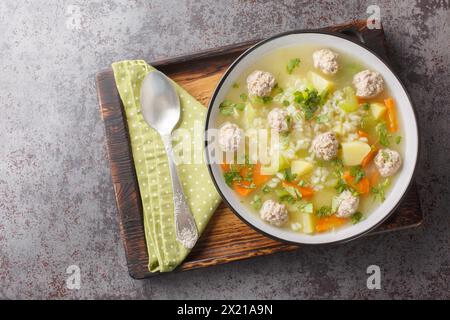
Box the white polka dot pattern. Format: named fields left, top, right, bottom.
left=112, top=60, right=221, bottom=273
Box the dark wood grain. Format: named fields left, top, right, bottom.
left=95, top=20, right=423, bottom=279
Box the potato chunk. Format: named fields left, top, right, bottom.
left=341, top=141, right=371, bottom=166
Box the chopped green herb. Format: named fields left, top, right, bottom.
left=381, top=150, right=389, bottom=160
left=283, top=168, right=297, bottom=183
left=350, top=166, right=365, bottom=183
left=251, top=195, right=262, bottom=210
left=232, top=82, right=240, bottom=89
left=283, top=184, right=303, bottom=200
left=262, top=185, right=272, bottom=194
left=235, top=102, right=246, bottom=111
left=361, top=102, right=370, bottom=110
left=240, top=93, right=248, bottom=102
left=223, top=171, right=242, bottom=186
left=293, top=88, right=321, bottom=120
left=286, top=58, right=301, bottom=74
left=395, top=136, right=402, bottom=144
left=298, top=180, right=307, bottom=187
left=275, top=189, right=296, bottom=203
left=316, top=206, right=333, bottom=218
left=371, top=178, right=391, bottom=202
left=351, top=212, right=363, bottom=224
left=335, top=178, right=348, bottom=193
left=262, top=96, right=273, bottom=104
left=283, top=100, right=290, bottom=107
left=376, top=122, right=391, bottom=147
left=272, top=84, right=284, bottom=95
left=315, top=114, right=329, bottom=123
left=219, top=99, right=246, bottom=115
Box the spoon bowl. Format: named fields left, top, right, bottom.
left=140, top=71, right=180, bottom=135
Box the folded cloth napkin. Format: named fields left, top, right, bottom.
left=112, top=60, right=221, bottom=272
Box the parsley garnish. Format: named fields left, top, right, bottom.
left=361, top=102, right=370, bottom=110
left=293, top=89, right=321, bottom=120
left=232, top=82, right=240, bottom=89
left=219, top=100, right=246, bottom=115
left=240, top=93, right=248, bottom=102
left=283, top=168, right=297, bottom=183
left=251, top=195, right=262, bottom=210
left=262, top=185, right=272, bottom=194
left=316, top=206, right=333, bottom=218
left=315, top=114, right=329, bottom=123
left=351, top=212, right=363, bottom=224
left=283, top=100, right=290, bottom=107
left=371, top=178, right=391, bottom=202
left=223, top=171, right=242, bottom=186
left=376, top=122, right=391, bottom=147
left=286, top=58, right=301, bottom=74
left=395, top=136, right=402, bottom=144
left=350, top=166, right=365, bottom=183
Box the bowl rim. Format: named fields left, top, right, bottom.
left=204, top=29, right=420, bottom=246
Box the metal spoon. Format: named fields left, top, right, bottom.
left=140, top=71, right=199, bottom=249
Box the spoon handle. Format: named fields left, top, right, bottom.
left=161, top=134, right=199, bottom=249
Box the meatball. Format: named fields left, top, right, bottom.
left=313, top=49, right=339, bottom=74
left=267, top=108, right=290, bottom=133
left=312, top=132, right=339, bottom=161
left=218, top=122, right=243, bottom=152
left=246, top=70, right=276, bottom=97
left=335, top=190, right=360, bottom=218
left=374, top=148, right=402, bottom=177
left=260, top=200, right=288, bottom=226
left=352, top=70, right=384, bottom=98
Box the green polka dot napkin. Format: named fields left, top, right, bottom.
left=112, top=60, right=221, bottom=272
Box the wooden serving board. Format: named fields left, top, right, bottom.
left=96, top=20, right=423, bottom=279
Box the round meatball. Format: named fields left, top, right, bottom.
left=352, top=70, right=384, bottom=98
left=246, top=70, right=276, bottom=97
left=267, top=108, right=290, bottom=133
left=312, top=132, right=339, bottom=161
left=313, top=49, right=339, bottom=74
left=374, top=148, right=402, bottom=177
left=335, top=190, right=360, bottom=218
left=218, top=122, right=243, bottom=152
left=260, top=200, right=288, bottom=226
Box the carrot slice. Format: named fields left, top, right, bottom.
left=361, top=148, right=378, bottom=168
left=357, top=177, right=370, bottom=194
left=316, top=215, right=348, bottom=233
left=220, top=163, right=230, bottom=171
left=343, top=170, right=370, bottom=195
left=384, top=98, right=398, bottom=133
left=370, top=171, right=379, bottom=186
left=233, top=181, right=254, bottom=197
left=358, top=130, right=370, bottom=139
left=251, top=163, right=272, bottom=186
left=282, top=181, right=314, bottom=199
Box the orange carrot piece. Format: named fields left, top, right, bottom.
left=357, top=97, right=367, bottom=105
left=343, top=170, right=369, bottom=194
left=361, top=148, right=378, bottom=168
left=316, top=215, right=348, bottom=233
left=220, top=163, right=230, bottom=171
left=384, top=98, right=398, bottom=133
left=370, top=171, right=379, bottom=186
left=358, top=130, right=370, bottom=139
left=233, top=182, right=254, bottom=197
left=282, top=181, right=315, bottom=199
left=251, top=163, right=271, bottom=186
left=357, top=177, right=370, bottom=194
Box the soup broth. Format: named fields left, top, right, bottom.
left=216, top=45, right=404, bottom=234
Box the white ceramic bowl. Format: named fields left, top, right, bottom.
left=205, top=31, right=419, bottom=245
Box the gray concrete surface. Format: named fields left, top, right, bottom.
left=0, top=0, right=449, bottom=299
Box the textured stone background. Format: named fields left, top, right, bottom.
left=0, top=0, right=449, bottom=299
